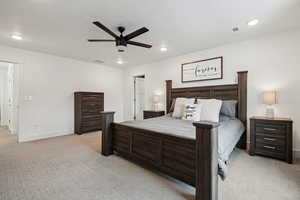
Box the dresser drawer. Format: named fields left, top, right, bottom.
left=81, top=120, right=101, bottom=127
left=81, top=114, right=102, bottom=122
left=255, top=123, right=286, bottom=136
left=255, top=143, right=285, bottom=154
left=82, top=99, right=104, bottom=105
left=82, top=95, right=103, bottom=101
left=82, top=104, right=103, bottom=110
left=79, top=125, right=101, bottom=133
left=255, top=148, right=285, bottom=160
left=82, top=106, right=103, bottom=114
left=255, top=135, right=285, bottom=146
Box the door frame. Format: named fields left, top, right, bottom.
left=133, top=75, right=145, bottom=120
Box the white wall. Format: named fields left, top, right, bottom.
left=0, top=45, right=124, bottom=142
left=123, top=29, right=300, bottom=155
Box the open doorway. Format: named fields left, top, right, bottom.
left=0, top=61, right=20, bottom=139
left=133, top=75, right=145, bottom=120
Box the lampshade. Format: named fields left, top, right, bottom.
left=263, top=91, right=277, bottom=105
left=152, top=95, right=160, bottom=104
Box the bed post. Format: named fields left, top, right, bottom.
left=166, top=80, right=172, bottom=113
left=101, top=111, right=115, bottom=156
left=237, top=71, right=248, bottom=149
left=193, top=122, right=219, bottom=200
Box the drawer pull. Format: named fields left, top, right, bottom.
left=263, top=145, right=276, bottom=150
left=263, top=137, right=276, bottom=141
left=263, top=127, right=277, bottom=131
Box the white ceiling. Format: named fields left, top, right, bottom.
left=0, top=0, right=299, bottom=68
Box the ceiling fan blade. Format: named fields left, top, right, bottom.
left=127, top=41, right=152, bottom=48
left=124, top=27, right=149, bottom=41
left=88, top=39, right=115, bottom=42
left=93, top=21, right=119, bottom=39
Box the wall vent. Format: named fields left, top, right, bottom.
left=94, top=60, right=104, bottom=64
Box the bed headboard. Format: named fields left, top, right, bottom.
left=165, top=71, right=248, bottom=149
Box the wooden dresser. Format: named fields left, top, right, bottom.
left=74, top=92, right=104, bottom=134
left=250, top=116, right=293, bottom=163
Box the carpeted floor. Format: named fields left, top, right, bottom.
left=0, top=126, right=299, bottom=200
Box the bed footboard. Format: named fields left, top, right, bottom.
left=101, top=111, right=219, bottom=200
left=101, top=111, right=115, bottom=156
left=193, top=121, right=219, bottom=200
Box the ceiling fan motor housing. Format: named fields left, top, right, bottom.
left=116, top=38, right=127, bottom=47
left=116, top=38, right=127, bottom=52
left=116, top=27, right=127, bottom=52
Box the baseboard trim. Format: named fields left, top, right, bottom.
left=19, top=130, right=74, bottom=143
left=10, top=129, right=17, bottom=135
left=294, top=149, right=300, bottom=159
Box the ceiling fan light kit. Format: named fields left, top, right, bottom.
left=88, top=21, right=152, bottom=52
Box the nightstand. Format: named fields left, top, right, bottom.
left=143, top=110, right=165, bottom=119
left=250, top=116, right=293, bottom=163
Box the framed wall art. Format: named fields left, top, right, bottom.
left=181, top=56, right=223, bottom=83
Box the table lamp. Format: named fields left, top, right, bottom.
left=153, top=95, right=160, bottom=111
left=263, top=91, right=277, bottom=118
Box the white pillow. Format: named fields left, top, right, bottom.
left=197, top=99, right=222, bottom=123
left=172, top=98, right=195, bottom=118
left=182, top=103, right=202, bottom=121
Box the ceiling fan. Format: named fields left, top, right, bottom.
left=88, top=21, right=152, bottom=52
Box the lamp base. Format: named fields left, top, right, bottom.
left=265, top=108, right=274, bottom=118
left=154, top=104, right=159, bottom=111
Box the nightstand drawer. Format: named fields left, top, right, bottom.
left=255, top=135, right=285, bottom=146
left=255, top=123, right=286, bottom=136
left=255, top=148, right=285, bottom=160
left=256, top=143, right=285, bottom=154
left=143, top=111, right=165, bottom=119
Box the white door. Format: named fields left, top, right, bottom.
left=7, top=65, right=14, bottom=132
left=0, top=62, right=19, bottom=136
left=0, top=63, right=9, bottom=127
left=134, top=77, right=145, bottom=120
left=9, top=64, right=20, bottom=136
left=0, top=70, right=5, bottom=126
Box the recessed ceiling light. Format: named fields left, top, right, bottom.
left=117, top=60, right=124, bottom=65
left=247, top=19, right=259, bottom=26
left=11, top=34, right=23, bottom=40
left=160, top=46, right=167, bottom=52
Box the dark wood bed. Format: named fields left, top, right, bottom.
left=101, top=71, right=248, bottom=200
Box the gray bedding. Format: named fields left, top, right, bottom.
left=120, top=115, right=245, bottom=180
